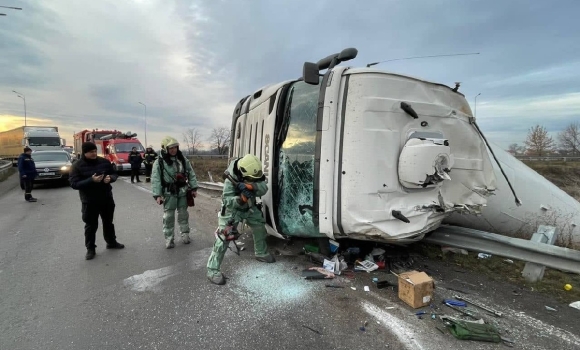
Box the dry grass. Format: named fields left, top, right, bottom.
left=523, top=160, right=580, bottom=201
left=188, top=157, right=229, bottom=182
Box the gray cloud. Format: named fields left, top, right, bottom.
left=1, top=0, right=579, bottom=150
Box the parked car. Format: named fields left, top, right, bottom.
left=20, top=150, right=73, bottom=188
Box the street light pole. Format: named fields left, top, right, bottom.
left=138, top=102, right=147, bottom=147
left=12, top=90, right=27, bottom=126
left=474, top=93, right=481, bottom=118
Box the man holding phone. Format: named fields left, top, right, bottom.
left=69, top=142, right=125, bottom=260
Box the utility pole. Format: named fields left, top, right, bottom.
left=138, top=102, right=147, bottom=147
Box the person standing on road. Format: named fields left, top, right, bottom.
left=151, top=136, right=198, bottom=249
left=69, top=142, right=125, bottom=260
left=17, top=146, right=38, bottom=202
left=207, top=154, right=274, bottom=285
left=129, top=147, right=143, bottom=183
left=143, top=145, right=158, bottom=183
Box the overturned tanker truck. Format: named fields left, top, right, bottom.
left=228, top=48, right=580, bottom=245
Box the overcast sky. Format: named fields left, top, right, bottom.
left=1, top=0, right=578, bottom=150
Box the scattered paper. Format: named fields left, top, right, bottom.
left=355, top=260, right=379, bottom=272
left=364, top=286, right=370, bottom=292
left=351, top=287, right=357, bottom=291
left=323, top=259, right=335, bottom=273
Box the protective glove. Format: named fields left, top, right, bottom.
left=236, top=183, right=251, bottom=192
left=236, top=182, right=255, bottom=201
left=241, top=189, right=254, bottom=200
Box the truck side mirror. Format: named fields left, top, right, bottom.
left=303, top=62, right=320, bottom=85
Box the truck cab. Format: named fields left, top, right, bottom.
left=229, top=48, right=497, bottom=243
left=96, top=132, right=145, bottom=173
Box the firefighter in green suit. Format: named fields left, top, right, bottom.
left=151, top=136, right=198, bottom=248
left=207, top=154, right=274, bottom=285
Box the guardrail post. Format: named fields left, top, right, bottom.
left=521, top=225, right=558, bottom=282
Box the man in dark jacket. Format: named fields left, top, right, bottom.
left=143, top=145, right=158, bottom=183
left=17, top=146, right=38, bottom=202
left=69, top=142, right=125, bottom=260
left=129, top=146, right=143, bottom=183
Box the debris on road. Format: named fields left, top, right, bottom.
left=454, top=295, right=504, bottom=317
left=440, top=316, right=502, bottom=343
left=302, top=325, right=322, bottom=335
left=302, top=267, right=335, bottom=279
left=398, top=270, right=435, bottom=308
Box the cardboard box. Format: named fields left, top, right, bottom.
left=398, top=270, right=434, bottom=309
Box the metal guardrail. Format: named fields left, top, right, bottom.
left=424, top=225, right=580, bottom=274
left=198, top=181, right=224, bottom=192
left=516, top=156, right=580, bottom=162
left=0, top=160, right=13, bottom=173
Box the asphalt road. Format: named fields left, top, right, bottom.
left=1, top=173, right=579, bottom=350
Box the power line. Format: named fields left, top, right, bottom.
left=366, top=52, right=480, bottom=67
left=0, top=4, right=22, bottom=16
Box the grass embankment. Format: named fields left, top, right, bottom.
left=188, top=157, right=229, bottom=182
left=523, top=160, right=580, bottom=201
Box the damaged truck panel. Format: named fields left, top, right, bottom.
left=336, top=71, right=496, bottom=242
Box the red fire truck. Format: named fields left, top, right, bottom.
left=73, top=129, right=145, bottom=174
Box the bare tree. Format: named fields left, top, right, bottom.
left=524, top=124, right=555, bottom=156
left=184, top=128, right=203, bottom=155
left=182, top=132, right=192, bottom=155
left=507, top=143, right=525, bottom=156
left=558, top=122, right=580, bottom=156
left=208, top=127, right=231, bottom=155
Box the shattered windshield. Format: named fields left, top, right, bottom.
left=277, top=81, right=320, bottom=237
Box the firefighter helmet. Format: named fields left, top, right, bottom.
left=161, top=136, right=179, bottom=150
left=238, top=154, right=263, bottom=180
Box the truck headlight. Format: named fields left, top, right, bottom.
left=119, top=159, right=125, bottom=163
left=60, top=166, right=69, bottom=171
